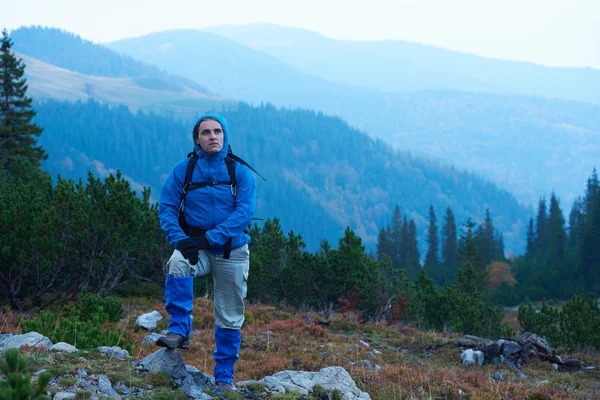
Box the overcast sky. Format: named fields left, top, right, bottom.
left=3, top=0, right=599, bottom=69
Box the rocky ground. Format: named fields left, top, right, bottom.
left=1, top=298, right=599, bottom=399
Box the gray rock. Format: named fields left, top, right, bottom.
left=136, top=310, right=163, bottom=330
left=552, top=363, right=560, bottom=371
left=137, top=348, right=187, bottom=380
left=461, top=349, right=477, bottom=366
left=359, top=340, right=370, bottom=348
left=494, top=371, right=504, bottom=381
left=54, top=392, right=77, bottom=400
left=33, top=369, right=47, bottom=377
left=77, top=369, right=88, bottom=379
left=259, top=366, right=370, bottom=400
left=502, top=341, right=522, bottom=357
left=516, top=370, right=528, bottom=379
left=474, top=350, right=485, bottom=365
left=142, top=333, right=162, bottom=347
left=97, top=374, right=121, bottom=399
left=361, top=360, right=373, bottom=369
left=187, top=386, right=212, bottom=399
left=0, top=332, right=52, bottom=350
left=98, top=346, right=130, bottom=360
left=52, top=342, right=78, bottom=353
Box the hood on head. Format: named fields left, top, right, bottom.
left=193, top=113, right=230, bottom=159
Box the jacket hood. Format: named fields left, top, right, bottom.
left=193, top=113, right=229, bottom=160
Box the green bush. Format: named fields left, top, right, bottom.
left=0, top=348, right=52, bottom=400
left=518, top=295, right=600, bottom=350
left=21, top=291, right=130, bottom=352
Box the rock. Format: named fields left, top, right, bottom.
left=187, top=386, right=213, bottom=399
left=98, top=346, right=130, bottom=360
left=461, top=349, right=477, bottom=366
left=33, top=369, right=47, bottom=377
left=77, top=369, right=88, bottom=379
left=0, top=332, right=52, bottom=350
left=474, top=351, right=484, bottom=365
left=516, top=370, right=528, bottom=379
left=552, top=363, right=560, bottom=371
left=52, top=342, right=78, bottom=353
left=97, top=374, right=121, bottom=399
left=142, top=333, right=162, bottom=347
left=361, top=360, right=373, bottom=369
left=372, top=349, right=382, bottom=355
left=54, top=392, right=77, bottom=400
left=136, top=310, right=163, bottom=330
left=259, top=366, right=370, bottom=400
left=494, top=371, right=504, bottom=381
left=359, top=340, right=370, bottom=348
left=137, top=348, right=187, bottom=380
left=485, top=343, right=501, bottom=360
left=191, top=329, right=201, bottom=336
left=367, top=351, right=377, bottom=358
left=501, top=341, right=522, bottom=358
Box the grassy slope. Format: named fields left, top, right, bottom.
left=2, top=298, right=598, bottom=399
left=20, top=53, right=236, bottom=119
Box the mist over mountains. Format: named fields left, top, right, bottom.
left=102, top=27, right=600, bottom=208
left=10, top=25, right=598, bottom=254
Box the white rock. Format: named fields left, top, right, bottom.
left=52, top=342, right=78, bottom=353
left=54, top=392, right=77, bottom=400
left=98, top=346, right=130, bottom=360
left=359, top=340, right=370, bottom=348
left=0, top=332, right=52, bottom=351
left=136, top=310, right=163, bottom=330
left=461, top=349, right=476, bottom=365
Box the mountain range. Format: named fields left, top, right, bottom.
left=9, top=25, right=597, bottom=254
left=101, top=26, right=600, bottom=208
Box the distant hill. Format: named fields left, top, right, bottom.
left=206, top=23, right=600, bottom=105
left=34, top=99, right=531, bottom=254
left=20, top=53, right=235, bottom=118
left=104, top=29, right=600, bottom=207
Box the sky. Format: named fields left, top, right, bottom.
left=3, top=0, right=600, bottom=69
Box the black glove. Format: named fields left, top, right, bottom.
left=194, top=236, right=211, bottom=250
left=176, top=238, right=202, bottom=265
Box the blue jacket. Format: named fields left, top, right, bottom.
left=159, top=114, right=256, bottom=253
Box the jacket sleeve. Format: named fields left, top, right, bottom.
left=158, top=162, right=188, bottom=246
left=206, top=163, right=256, bottom=247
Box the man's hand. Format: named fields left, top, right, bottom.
left=176, top=238, right=201, bottom=265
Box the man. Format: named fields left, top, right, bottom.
left=157, top=114, right=255, bottom=391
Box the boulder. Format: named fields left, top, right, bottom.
left=137, top=348, right=187, bottom=380
left=142, top=333, right=162, bottom=347
left=259, top=366, right=371, bottom=400
left=0, top=332, right=52, bottom=351
left=98, top=346, right=130, bottom=360
left=136, top=311, right=163, bottom=330
left=52, top=342, right=78, bottom=353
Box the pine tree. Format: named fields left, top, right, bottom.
left=458, top=218, right=487, bottom=290
left=476, top=209, right=496, bottom=265
left=0, top=29, right=47, bottom=168
left=404, top=220, right=420, bottom=279
left=547, top=193, right=567, bottom=264
left=390, top=205, right=403, bottom=269
left=441, top=207, right=458, bottom=281
left=534, top=197, right=548, bottom=253
left=526, top=217, right=535, bottom=256
left=424, top=205, right=439, bottom=271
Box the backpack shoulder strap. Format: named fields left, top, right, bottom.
left=178, top=150, right=199, bottom=234
left=226, top=145, right=266, bottom=182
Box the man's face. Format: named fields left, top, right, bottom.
left=196, top=119, right=224, bottom=155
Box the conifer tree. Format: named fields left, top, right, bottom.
left=547, top=193, right=567, bottom=264
left=534, top=197, right=548, bottom=253
left=404, top=220, right=420, bottom=279
left=441, top=207, right=458, bottom=281
left=526, top=217, right=535, bottom=256
left=458, top=218, right=487, bottom=290
left=424, top=205, right=439, bottom=271
left=0, top=29, right=47, bottom=168
left=390, top=205, right=403, bottom=269
left=476, top=209, right=496, bottom=265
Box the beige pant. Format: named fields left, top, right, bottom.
left=166, top=245, right=250, bottom=329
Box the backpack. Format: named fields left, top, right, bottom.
left=177, top=145, right=265, bottom=257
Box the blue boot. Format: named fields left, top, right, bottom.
left=163, top=275, right=194, bottom=347
left=213, top=325, right=241, bottom=384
